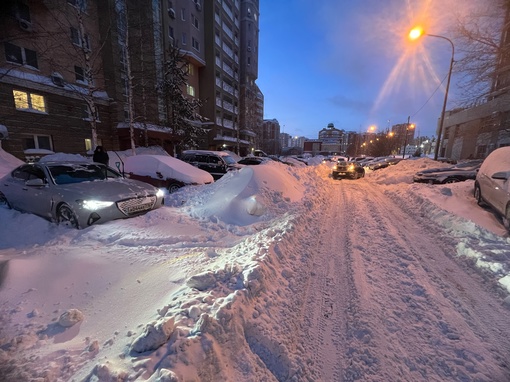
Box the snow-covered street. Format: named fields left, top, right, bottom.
left=1, top=153, right=509, bottom=381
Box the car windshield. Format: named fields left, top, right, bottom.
left=48, top=164, right=121, bottom=185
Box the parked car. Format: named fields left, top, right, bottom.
left=473, top=147, right=510, bottom=230
left=331, top=160, right=365, bottom=180
left=0, top=161, right=164, bottom=229
left=413, top=160, right=483, bottom=184
left=237, top=156, right=272, bottom=165
left=123, top=155, right=214, bottom=193
left=179, top=150, right=244, bottom=180
left=366, top=157, right=403, bottom=171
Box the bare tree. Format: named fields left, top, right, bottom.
left=453, top=0, right=510, bottom=105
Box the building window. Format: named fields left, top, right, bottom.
left=188, top=64, right=194, bottom=76
left=74, top=65, right=86, bottom=83
left=192, top=14, right=199, bottom=29
left=168, top=25, right=174, bottom=38
left=192, top=37, right=200, bottom=51
left=85, top=138, right=102, bottom=151
left=13, top=90, right=47, bottom=113
left=4, top=43, right=38, bottom=69
left=186, top=84, right=195, bottom=97
left=67, top=0, right=87, bottom=12
left=82, top=105, right=99, bottom=121
left=181, top=8, right=186, bottom=21
left=70, top=27, right=90, bottom=50
left=24, top=135, right=53, bottom=151
left=182, top=32, right=187, bottom=45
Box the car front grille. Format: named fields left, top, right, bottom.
left=117, top=195, right=157, bottom=216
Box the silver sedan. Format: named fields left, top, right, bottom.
left=0, top=161, right=165, bottom=228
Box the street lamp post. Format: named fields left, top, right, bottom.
left=409, top=28, right=455, bottom=161
left=402, top=116, right=415, bottom=159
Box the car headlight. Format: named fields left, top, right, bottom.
left=81, top=200, right=114, bottom=210
left=156, top=189, right=165, bottom=198
left=348, top=164, right=355, bottom=172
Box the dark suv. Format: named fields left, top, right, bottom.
left=331, top=160, right=365, bottom=180
left=180, top=150, right=243, bottom=180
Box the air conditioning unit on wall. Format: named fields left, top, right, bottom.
left=18, top=19, right=33, bottom=32
left=50, top=72, right=65, bottom=87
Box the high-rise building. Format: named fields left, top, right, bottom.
left=0, top=0, right=262, bottom=160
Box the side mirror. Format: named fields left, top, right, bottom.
left=26, top=178, right=45, bottom=186
left=491, top=171, right=509, bottom=181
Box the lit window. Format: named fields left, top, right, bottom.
left=186, top=84, right=195, bottom=97
left=13, top=90, right=47, bottom=113
left=4, top=43, right=38, bottom=69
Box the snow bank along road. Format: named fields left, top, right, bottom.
left=1, top=164, right=510, bottom=382
left=292, top=177, right=510, bottom=381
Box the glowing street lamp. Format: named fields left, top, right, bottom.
left=409, top=26, right=455, bottom=160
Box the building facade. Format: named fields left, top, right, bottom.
left=0, top=0, right=116, bottom=160
left=0, top=0, right=262, bottom=161
left=439, top=4, right=510, bottom=160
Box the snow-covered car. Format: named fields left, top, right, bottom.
left=0, top=161, right=164, bottom=229
left=474, top=147, right=510, bottom=230
left=123, top=154, right=214, bottom=193
left=413, top=160, right=483, bottom=184
left=331, top=160, right=365, bottom=180
left=179, top=150, right=244, bottom=180
left=366, top=157, right=403, bottom=171
left=237, top=156, right=273, bottom=165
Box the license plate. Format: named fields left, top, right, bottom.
left=127, top=203, right=152, bottom=214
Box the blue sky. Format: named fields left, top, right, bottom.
left=257, top=0, right=476, bottom=139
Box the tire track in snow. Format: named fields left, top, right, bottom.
left=299, top=180, right=358, bottom=381
left=339, top=179, right=510, bottom=381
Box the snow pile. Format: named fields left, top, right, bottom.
left=0, top=150, right=509, bottom=381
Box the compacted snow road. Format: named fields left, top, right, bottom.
left=295, top=178, right=510, bottom=382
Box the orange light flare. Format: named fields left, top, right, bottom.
left=369, top=0, right=454, bottom=116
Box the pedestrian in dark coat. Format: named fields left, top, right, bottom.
left=93, top=146, right=109, bottom=166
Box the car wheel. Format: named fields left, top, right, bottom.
left=503, top=204, right=510, bottom=231
left=0, top=192, right=11, bottom=209
left=167, top=183, right=182, bottom=193
left=444, top=178, right=460, bottom=184
left=474, top=184, right=484, bottom=206
left=57, top=204, right=80, bottom=229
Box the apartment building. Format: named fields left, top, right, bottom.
left=439, top=4, right=510, bottom=160
left=200, top=0, right=261, bottom=156
left=0, top=0, right=116, bottom=160
left=1, top=0, right=262, bottom=160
